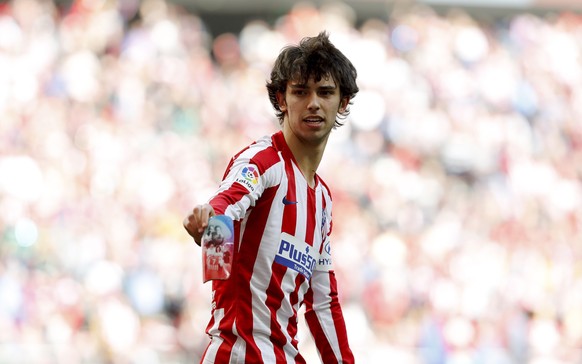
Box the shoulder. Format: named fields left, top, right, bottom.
left=232, top=134, right=281, bottom=172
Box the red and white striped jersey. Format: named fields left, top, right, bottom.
left=201, top=131, right=354, bottom=364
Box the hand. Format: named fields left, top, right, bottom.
left=183, top=204, right=216, bottom=246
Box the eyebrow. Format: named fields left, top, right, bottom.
left=289, top=84, right=337, bottom=90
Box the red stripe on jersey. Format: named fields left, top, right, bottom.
left=265, top=263, right=290, bottom=363
left=305, top=187, right=316, bottom=246
left=287, top=274, right=305, bottom=364
left=214, top=339, right=233, bottom=363
left=282, top=150, right=297, bottom=236
left=328, top=275, right=353, bottom=363
left=210, top=182, right=251, bottom=215
left=250, top=148, right=284, bottom=174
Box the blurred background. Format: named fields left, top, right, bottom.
left=1, top=0, right=582, bottom=363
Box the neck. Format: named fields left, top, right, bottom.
left=283, top=131, right=328, bottom=188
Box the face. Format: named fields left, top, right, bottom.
left=278, top=75, right=349, bottom=147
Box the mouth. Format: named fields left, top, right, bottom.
left=303, top=116, right=324, bottom=124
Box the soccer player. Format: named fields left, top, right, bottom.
left=184, top=31, right=358, bottom=363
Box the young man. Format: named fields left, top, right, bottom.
left=184, top=31, right=358, bottom=363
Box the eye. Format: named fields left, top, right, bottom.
left=318, top=88, right=336, bottom=97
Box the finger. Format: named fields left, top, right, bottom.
left=197, top=204, right=215, bottom=232
left=193, top=206, right=208, bottom=233
left=197, top=208, right=208, bottom=233
left=184, top=207, right=202, bottom=233
left=183, top=215, right=197, bottom=236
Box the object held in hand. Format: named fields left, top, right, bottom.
left=201, top=215, right=234, bottom=283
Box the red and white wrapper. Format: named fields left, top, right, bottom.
left=201, top=215, right=234, bottom=283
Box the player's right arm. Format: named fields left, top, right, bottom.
left=185, top=139, right=278, bottom=245
left=183, top=203, right=215, bottom=246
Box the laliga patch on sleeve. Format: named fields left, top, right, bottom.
left=234, top=164, right=260, bottom=192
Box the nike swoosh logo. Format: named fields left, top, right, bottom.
left=282, top=196, right=298, bottom=205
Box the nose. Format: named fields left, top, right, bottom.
left=307, top=92, right=320, bottom=110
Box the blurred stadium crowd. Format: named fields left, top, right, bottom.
left=1, top=0, right=582, bottom=363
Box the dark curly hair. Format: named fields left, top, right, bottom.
left=266, top=31, right=359, bottom=127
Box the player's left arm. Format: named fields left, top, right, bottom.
left=304, top=236, right=355, bottom=364
left=304, top=268, right=354, bottom=363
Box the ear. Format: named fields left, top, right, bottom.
left=277, top=92, right=287, bottom=112
left=338, top=97, right=350, bottom=113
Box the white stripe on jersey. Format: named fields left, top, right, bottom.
left=229, top=323, right=246, bottom=364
